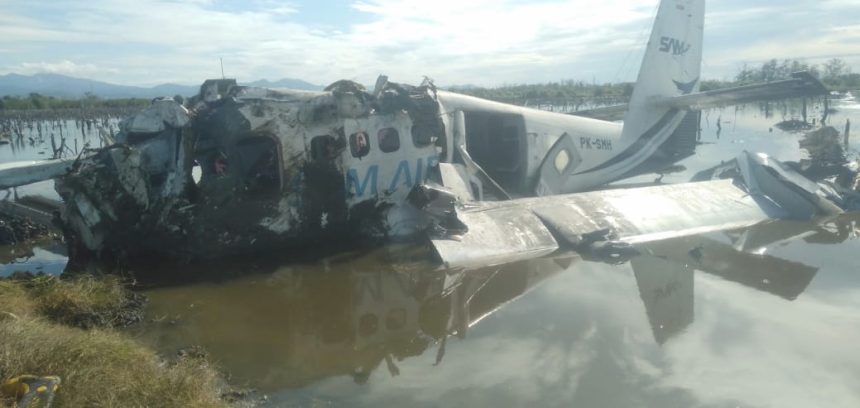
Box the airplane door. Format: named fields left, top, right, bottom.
left=534, top=133, right=581, bottom=196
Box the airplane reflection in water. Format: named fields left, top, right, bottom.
left=137, top=249, right=570, bottom=390
left=633, top=212, right=860, bottom=344
left=137, top=213, right=859, bottom=390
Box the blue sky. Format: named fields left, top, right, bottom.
left=0, top=0, right=858, bottom=87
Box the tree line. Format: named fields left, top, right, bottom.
left=453, top=58, right=859, bottom=105
left=0, top=92, right=149, bottom=111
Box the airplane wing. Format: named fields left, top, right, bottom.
left=430, top=151, right=852, bottom=269
left=432, top=179, right=775, bottom=269
left=0, top=159, right=75, bottom=190
left=571, top=72, right=829, bottom=122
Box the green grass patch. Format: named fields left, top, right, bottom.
left=23, top=275, right=143, bottom=329
left=0, top=278, right=232, bottom=407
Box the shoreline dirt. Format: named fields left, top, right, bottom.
left=0, top=274, right=258, bottom=407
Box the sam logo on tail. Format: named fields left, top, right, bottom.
left=659, top=37, right=691, bottom=56
left=673, top=78, right=699, bottom=94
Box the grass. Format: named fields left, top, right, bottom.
left=0, top=278, right=231, bottom=408
left=24, top=275, right=135, bottom=329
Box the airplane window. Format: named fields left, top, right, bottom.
left=350, top=131, right=370, bottom=158
left=555, top=149, right=571, bottom=174
left=378, top=128, right=400, bottom=153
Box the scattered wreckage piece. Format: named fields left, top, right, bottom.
left=795, top=126, right=859, bottom=187
left=433, top=151, right=860, bottom=269
left=0, top=196, right=62, bottom=228
left=695, top=151, right=860, bottom=216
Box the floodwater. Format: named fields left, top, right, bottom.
left=3, top=96, right=860, bottom=407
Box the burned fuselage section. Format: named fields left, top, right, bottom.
left=56, top=78, right=447, bottom=261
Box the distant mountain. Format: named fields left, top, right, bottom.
left=0, top=73, right=323, bottom=99
left=0, top=73, right=196, bottom=99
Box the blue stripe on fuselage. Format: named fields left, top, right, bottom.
left=346, top=155, right=439, bottom=198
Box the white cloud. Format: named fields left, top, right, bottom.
left=711, top=24, right=860, bottom=67
left=354, top=331, right=599, bottom=406
left=655, top=274, right=860, bottom=408
left=10, top=60, right=119, bottom=77
left=0, top=0, right=857, bottom=87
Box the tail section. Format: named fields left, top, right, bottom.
left=629, top=0, right=705, bottom=107
left=617, top=0, right=705, bottom=172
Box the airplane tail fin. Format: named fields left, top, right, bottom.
left=620, top=0, right=705, bottom=155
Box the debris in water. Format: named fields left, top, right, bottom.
left=0, top=213, right=49, bottom=245
left=775, top=119, right=814, bottom=132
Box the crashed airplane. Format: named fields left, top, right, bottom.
left=0, top=0, right=846, bottom=266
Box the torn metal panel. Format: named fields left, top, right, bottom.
left=431, top=206, right=559, bottom=269
left=696, top=151, right=858, bottom=219
left=118, top=98, right=191, bottom=134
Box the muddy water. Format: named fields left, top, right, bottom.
left=4, top=97, right=860, bottom=407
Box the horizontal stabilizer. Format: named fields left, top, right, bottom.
left=572, top=72, right=829, bottom=121
left=660, top=71, right=828, bottom=111
left=569, top=104, right=629, bottom=122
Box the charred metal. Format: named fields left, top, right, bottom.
left=51, top=77, right=449, bottom=262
